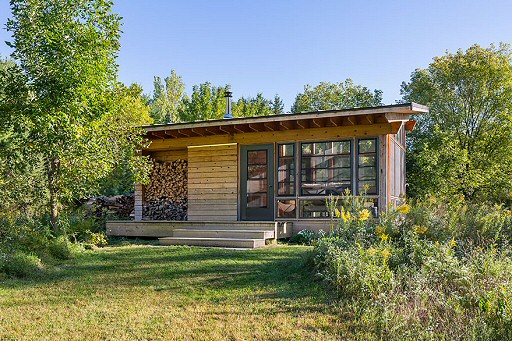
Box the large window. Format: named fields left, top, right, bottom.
left=275, top=138, right=378, bottom=219
left=301, top=141, right=352, bottom=196
left=357, top=138, right=378, bottom=194
left=277, top=144, right=295, bottom=196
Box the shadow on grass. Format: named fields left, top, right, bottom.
left=1, top=244, right=330, bottom=306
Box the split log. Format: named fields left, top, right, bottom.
left=143, top=159, right=188, bottom=220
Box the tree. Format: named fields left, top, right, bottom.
left=401, top=44, right=512, bottom=203
left=150, top=70, right=185, bottom=124
left=291, top=79, right=383, bottom=113
left=177, top=82, right=229, bottom=122
left=232, top=93, right=283, bottom=117
left=5, top=0, right=128, bottom=231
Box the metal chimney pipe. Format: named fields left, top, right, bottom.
left=224, top=91, right=233, bottom=119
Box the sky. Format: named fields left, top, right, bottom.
left=1, top=0, right=511, bottom=111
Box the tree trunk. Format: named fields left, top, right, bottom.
left=47, top=158, right=61, bottom=233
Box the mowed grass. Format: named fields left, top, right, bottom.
left=0, top=243, right=346, bottom=340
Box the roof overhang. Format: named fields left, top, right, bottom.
left=143, top=102, right=428, bottom=140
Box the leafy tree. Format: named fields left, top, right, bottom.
left=233, top=93, right=283, bottom=117
left=0, top=56, right=47, bottom=217
left=150, top=70, right=185, bottom=124
left=291, top=79, right=383, bottom=113
left=177, top=82, right=230, bottom=121
left=271, top=94, right=285, bottom=115
left=401, top=44, right=512, bottom=203
left=5, top=0, right=151, bottom=232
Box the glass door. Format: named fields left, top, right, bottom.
left=240, top=144, right=274, bottom=221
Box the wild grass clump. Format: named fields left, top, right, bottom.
left=314, top=193, right=512, bottom=340
left=0, top=210, right=95, bottom=278
left=0, top=250, right=43, bottom=278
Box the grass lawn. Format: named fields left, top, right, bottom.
left=0, top=242, right=346, bottom=340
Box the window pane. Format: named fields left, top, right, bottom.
left=334, top=168, right=351, bottom=180
left=358, top=167, right=377, bottom=180
left=302, top=143, right=312, bottom=155
left=247, top=179, right=268, bottom=193
left=247, top=193, right=267, bottom=208
left=278, top=143, right=295, bottom=196
left=359, top=139, right=376, bottom=153
left=300, top=200, right=329, bottom=218
left=334, top=155, right=351, bottom=167
left=278, top=182, right=294, bottom=195
left=358, top=180, right=377, bottom=194
left=333, top=141, right=351, bottom=154
left=248, top=150, right=267, bottom=164
left=359, top=155, right=376, bottom=167
left=279, top=144, right=294, bottom=157
left=248, top=164, right=267, bottom=179
left=300, top=140, right=352, bottom=196
left=277, top=200, right=296, bottom=218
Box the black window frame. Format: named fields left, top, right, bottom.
left=356, top=138, right=379, bottom=195
left=299, top=140, right=353, bottom=197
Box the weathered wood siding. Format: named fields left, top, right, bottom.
left=187, top=144, right=238, bottom=221
left=150, top=149, right=187, bottom=162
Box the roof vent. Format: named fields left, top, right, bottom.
left=223, top=90, right=233, bottom=119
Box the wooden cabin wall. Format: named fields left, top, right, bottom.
left=150, top=149, right=188, bottom=162
left=187, top=144, right=238, bottom=221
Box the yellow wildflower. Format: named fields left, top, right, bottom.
left=414, top=225, right=428, bottom=234
left=359, top=209, right=370, bottom=221
left=375, top=225, right=385, bottom=235
left=334, top=208, right=341, bottom=219
left=449, top=238, right=457, bottom=248
left=367, top=247, right=377, bottom=255
left=396, top=204, right=411, bottom=215
left=341, top=207, right=352, bottom=223
left=380, top=233, right=390, bottom=242
left=381, top=248, right=392, bottom=259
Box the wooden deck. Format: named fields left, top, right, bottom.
left=106, top=221, right=293, bottom=248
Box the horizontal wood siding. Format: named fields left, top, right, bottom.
left=187, top=144, right=238, bottom=221
left=150, top=149, right=187, bottom=162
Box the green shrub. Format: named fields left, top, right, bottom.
left=315, top=239, right=394, bottom=300
left=312, top=194, right=512, bottom=339
left=48, top=235, right=81, bottom=260
left=0, top=251, right=43, bottom=277
left=289, top=229, right=318, bottom=245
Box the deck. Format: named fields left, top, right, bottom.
left=106, top=220, right=293, bottom=248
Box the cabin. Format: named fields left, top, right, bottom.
left=107, top=102, right=428, bottom=248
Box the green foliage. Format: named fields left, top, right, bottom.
left=0, top=250, right=43, bottom=278
left=289, top=229, right=318, bottom=245
left=313, top=194, right=512, bottom=339
left=402, top=44, right=512, bottom=203
left=150, top=70, right=185, bottom=123
left=232, top=93, right=284, bottom=117
left=48, top=235, right=84, bottom=260
left=177, top=82, right=229, bottom=121
left=291, top=79, right=383, bottom=113
left=5, top=0, right=123, bottom=231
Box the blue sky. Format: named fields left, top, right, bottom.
left=1, top=1, right=511, bottom=111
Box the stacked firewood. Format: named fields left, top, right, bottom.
left=86, top=194, right=135, bottom=219
left=143, top=159, right=188, bottom=220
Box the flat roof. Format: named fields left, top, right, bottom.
left=143, top=102, right=428, bottom=133
left=143, top=102, right=428, bottom=141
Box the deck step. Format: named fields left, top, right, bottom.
left=172, top=229, right=274, bottom=239
left=159, top=237, right=266, bottom=248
